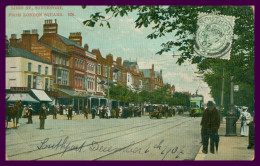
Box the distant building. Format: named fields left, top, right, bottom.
left=140, top=64, right=155, bottom=92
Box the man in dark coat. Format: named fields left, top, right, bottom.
left=248, top=116, right=255, bottom=149
left=91, top=107, right=97, bottom=119
left=116, top=107, right=119, bottom=119
left=39, top=104, right=47, bottom=129
left=53, top=106, right=57, bottom=119
left=60, top=105, right=63, bottom=115
left=27, top=105, right=33, bottom=124
left=68, top=105, right=73, bottom=120
left=200, top=101, right=220, bottom=154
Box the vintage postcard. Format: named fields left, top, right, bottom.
left=5, top=6, right=254, bottom=161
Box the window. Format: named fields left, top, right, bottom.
left=103, top=66, right=107, bottom=77
left=63, top=58, right=66, bottom=65
left=45, top=78, right=49, bottom=91
left=57, top=69, right=61, bottom=84
left=59, top=56, right=62, bottom=64
left=27, top=75, right=32, bottom=88
left=33, top=76, right=36, bottom=89
left=55, top=56, right=58, bottom=64
left=85, top=75, right=88, bottom=90
left=66, top=59, right=69, bottom=66
left=38, top=65, right=41, bottom=74
left=28, top=62, right=32, bottom=71
left=45, top=67, right=48, bottom=75
left=118, top=71, right=121, bottom=81
left=97, top=64, right=101, bottom=75
left=75, top=58, right=78, bottom=67
left=123, top=73, right=126, bottom=82
left=50, top=78, right=53, bottom=91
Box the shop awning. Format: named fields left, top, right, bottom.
left=57, top=88, right=89, bottom=97
left=30, top=89, right=52, bottom=102
left=7, top=93, right=39, bottom=103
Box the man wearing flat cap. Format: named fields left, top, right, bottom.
left=200, top=101, right=220, bottom=154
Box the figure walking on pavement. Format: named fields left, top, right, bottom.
left=91, top=106, right=97, bottom=119
left=53, top=105, right=57, bottom=119
left=68, top=105, right=73, bottom=120
left=240, top=106, right=251, bottom=136
left=200, top=101, right=220, bottom=154
left=27, top=105, right=33, bottom=124
left=39, top=104, right=47, bottom=129
left=84, top=105, right=89, bottom=119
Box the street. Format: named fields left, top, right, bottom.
left=6, top=114, right=202, bottom=160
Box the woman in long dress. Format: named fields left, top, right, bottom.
left=240, top=106, right=251, bottom=136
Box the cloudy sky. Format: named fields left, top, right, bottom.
left=6, top=6, right=213, bottom=103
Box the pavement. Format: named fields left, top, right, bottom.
left=195, top=118, right=255, bottom=160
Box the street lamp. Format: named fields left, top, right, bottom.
left=225, top=76, right=237, bottom=136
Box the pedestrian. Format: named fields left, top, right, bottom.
left=60, top=105, right=63, bottom=115
left=27, top=105, right=33, bottom=124
left=39, top=104, right=47, bottom=129
left=22, top=105, right=27, bottom=118
left=68, top=105, right=73, bottom=120
left=240, top=106, right=251, bottom=136
left=102, top=106, right=106, bottom=119
left=84, top=105, right=88, bottom=119
left=106, top=107, right=111, bottom=119
left=112, top=108, right=116, bottom=118
left=53, top=105, right=57, bottom=119
left=91, top=107, right=97, bottom=119
left=191, top=109, right=196, bottom=118
left=116, top=107, right=119, bottom=119
left=200, top=101, right=220, bottom=154
left=79, top=105, right=82, bottom=115
left=248, top=116, right=255, bottom=149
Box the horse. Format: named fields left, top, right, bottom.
left=9, top=101, right=22, bottom=128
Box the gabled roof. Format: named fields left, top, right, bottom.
left=6, top=46, right=52, bottom=65
left=140, top=69, right=151, bottom=78
left=155, top=71, right=162, bottom=78
left=38, top=41, right=70, bottom=56
left=58, top=34, right=84, bottom=49
left=123, top=60, right=139, bottom=72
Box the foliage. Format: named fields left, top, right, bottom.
left=83, top=6, right=254, bottom=113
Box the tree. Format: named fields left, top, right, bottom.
left=83, top=6, right=254, bottom=113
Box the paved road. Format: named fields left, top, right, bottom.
left=6, top=115, right=202, bottom=160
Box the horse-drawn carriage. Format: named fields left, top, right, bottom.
left=149, top=104, right=168, bottom=119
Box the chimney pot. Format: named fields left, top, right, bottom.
left=32, top=29, right=38, bottom=34
left=11, top=34, right=17, bottom=39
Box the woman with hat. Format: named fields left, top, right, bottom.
left=39, top=104, right=47, bottom=129
left=27, top=105, right=33, bottom=124
left=240, top=106, right=251, bottom=136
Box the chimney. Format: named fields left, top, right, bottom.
left=21, top=30, right=31, bottom=51
left=9, top=34, right=19, bottom=47
left=152, top=64, right=154, bottom=70
left=43, top=19, right=58, bottom=34
left=69, top=32, right=82, bottom=46
left=31, top=29, right=39, bottom=43
left=160, top=69, right=162, bottom=76
left=84, top=44, right=89, bottom=51
left=116, top=57, right=122, bottom=66
left=106, top=54, right=113, bottom=64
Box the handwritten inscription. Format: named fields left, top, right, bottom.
left=37, top=136, right=185, bottom=160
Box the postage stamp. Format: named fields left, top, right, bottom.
left=194, top=12, right=236, bottom=59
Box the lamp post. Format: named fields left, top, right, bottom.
left=225, top=76, right=237, bottom=136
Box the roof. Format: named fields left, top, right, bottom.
left=57, top=88, right=89, bottom=97
left=58, top=34, right=84, bottom=49
left=7, top=93, right=39, bottom=103
left=155, top=71, right=162, bottom=78
left=31, top=89, right=52, bottom=102
left=140, top=69, right=151, bottom=78
left=38, top=41, right=70, bottom=56
left=6, top=46, right=52, bottom=65
left=123, top=61, right=139, bottom=72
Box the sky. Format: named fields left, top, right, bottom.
left=6, top=6, right=213, bottom=103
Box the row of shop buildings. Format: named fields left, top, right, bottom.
left=5, top=19, right=174, bottom=111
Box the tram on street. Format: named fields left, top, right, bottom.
left=189, top=95, right=204, bottom=117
